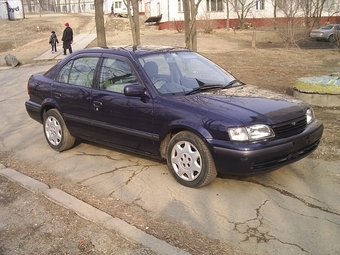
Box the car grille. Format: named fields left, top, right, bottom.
left=271, top=116, right=307, bottom=138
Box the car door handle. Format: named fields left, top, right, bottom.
left=93, top=101, right=103, bottom=111
left=54, top=92, right=61, bottom=99
left=93, top=101, right=103, bottom=107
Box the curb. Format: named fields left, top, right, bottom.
left=0, top=164, right=190, bottom=255
left=293, top=89, right=340, bottom=107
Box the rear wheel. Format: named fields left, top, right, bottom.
left=166, top=131, right=217, bottom=188
left=43, top=109, right=75, bottom=152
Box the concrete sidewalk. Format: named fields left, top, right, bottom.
left=0, top=164, right=190, bottom=255
left=33, top=33, right=97, bottom=61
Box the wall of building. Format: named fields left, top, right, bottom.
left=0, top=0, right=24, bottom=20
left=159, top=16, right=340, bottom=31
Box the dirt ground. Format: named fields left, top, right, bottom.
left=0, top=175, right=157, bottom=255
left=0, top=13, right=340, bottom=255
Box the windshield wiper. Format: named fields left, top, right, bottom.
left=185, top=79, right=224, bottom=95
left=223, top=79, right=245, bottom=88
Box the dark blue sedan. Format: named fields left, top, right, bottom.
left=25, top=46, right=323, bottom=187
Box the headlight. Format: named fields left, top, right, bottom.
left=228, top=124, right=275, bottom=141
left=306, top=108, right=314, bottom=124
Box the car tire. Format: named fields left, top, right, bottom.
left=166, top=131, right=217, bottom=188
left=43, top=109, right=75, bottom=152
left=328, top=34, right=334, bottom=42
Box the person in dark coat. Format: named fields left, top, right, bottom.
left=62, top=22, right=73, bottom=55
left=110, top=4, right=115, bottom=17
left=49, top=31, right=59, bottom=53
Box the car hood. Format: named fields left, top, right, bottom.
left=175, top=85, right=307, bottom=125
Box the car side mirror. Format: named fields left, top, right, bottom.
left=124, top=84, right=148, bottom=97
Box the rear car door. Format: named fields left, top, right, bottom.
left=52, top=56, right=99, bottom=138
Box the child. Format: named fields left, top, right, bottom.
left=49, top=31, right=59, bottom=53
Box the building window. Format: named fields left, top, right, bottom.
left=90, top=4, right=95, bottom=10
left=256, top=0, right=265, bottom=10
left=114, top=1, right=122, bottom=9
left=178, top=0, right=183, bottom=12
left=324, top=0, right=335, bottom=9
left=206, top=0, right=224, bottom=12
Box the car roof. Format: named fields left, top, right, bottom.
left=70, top=45, right=190, bottom=58
left=320, top=24, right=340, bottom=28
left=45, top=46, right=192, bottom=78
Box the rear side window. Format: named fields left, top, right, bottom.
left=56, top=61, right=72, bottom=83
left=56, top=57, right=99, bottom=87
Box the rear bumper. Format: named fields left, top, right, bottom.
left=210, top=120, right=324, bottom=176
left=25, top=100, right=42, bottom=124
left=310, top=34, right=328, bottom=40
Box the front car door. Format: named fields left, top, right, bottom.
left=91, top=55, right=156, bottom=154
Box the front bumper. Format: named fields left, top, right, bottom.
left=210, top=120, right=324, bottom=176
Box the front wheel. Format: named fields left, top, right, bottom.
left=43, top=109, right=75, bottom=152
left=166, top=131, right=217, bottom=188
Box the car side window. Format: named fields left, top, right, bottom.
left=56, top=61, right=72, bottom=83
left=68, top=57, right=99, bottom=87
left=99, top=58, right=137, bottom=93
left=56, top=58, right=98, bottom=86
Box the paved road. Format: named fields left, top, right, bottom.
left=1, top=65, right=340, bottom=255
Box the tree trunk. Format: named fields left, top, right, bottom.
left=95, top=0, right=107, bottom=47
left=190, top=0, right=197, bottom=51
left=126, top=0, right=140, bottom=46
left=183, top=0, right=201, bottom=51
left=78, top=0, right=81, bottom=13
left=226, top=0, right=230, bottom=31
left=183, top=0, right=191, bottom=49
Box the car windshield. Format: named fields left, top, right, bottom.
left=138, top=51, right=238, bottom=95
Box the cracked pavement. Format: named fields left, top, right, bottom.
left=1, top=65, right=340, bottom=255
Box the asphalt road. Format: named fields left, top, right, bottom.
left=1, top=65, right=340, bottom=255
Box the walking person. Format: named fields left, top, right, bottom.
left=110, top=4, right=115, bottom=17
left=62, top=22, right=73, bottom=55
left=49, top=31, right=59, bottom=53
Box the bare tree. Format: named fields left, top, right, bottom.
left=300, top=0, right=326, bottom=28
left=226, top=0, right=257, bottom=29
left=124, top=0, right=140, bottom=46
left=225, top=0, right=230, bottom=30
left=276, top=0, right=300, bottom=47
left=78, top=0, right=82, bottom=13
left=95, top=0, right=107, bottom=47
left=24, top=0, right=32, bottom=12
left=183, top=0, right=202, bottom=51
left=272, top=0, right=277, bottom=28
